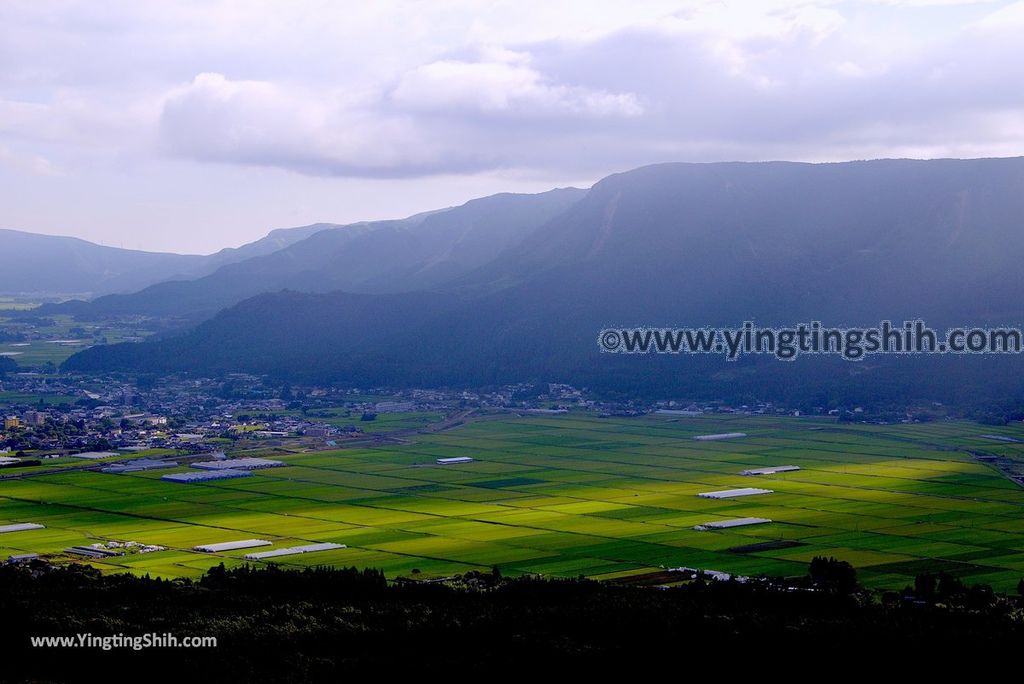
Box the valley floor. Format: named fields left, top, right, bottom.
left=3, top=413, right=1024, bottom=591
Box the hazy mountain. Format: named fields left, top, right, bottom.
left=44, top=189, right=584, bottom=321
left=0, top=229, right=204, bottom=297
left=198, top=222, right=346, bottom=270
left=64, top=157, right=1024, bottom=406
left=0, top=222, right=340, bottom=298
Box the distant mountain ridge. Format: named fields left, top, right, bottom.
left=0, top=222, right=342, bottom=298
left=64, top=157, right=1024, bottom=406
left=42, top=188, right=585, bottom=321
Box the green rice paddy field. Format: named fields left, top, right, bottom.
left=4, top=413, right=1024, bottom=591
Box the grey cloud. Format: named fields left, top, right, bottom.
left=149, top=10, right=1024, bottom=178
left=5, top=1, right=1024, bottom=182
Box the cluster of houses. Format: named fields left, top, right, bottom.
left=0, top=369, right=895, bottom=461
left=0, top=375, right=604, bottom=455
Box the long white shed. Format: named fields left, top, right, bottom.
left=696, top=488, right=773, bottom=499
left=244, top=543, right=347, bottom=560
left=194, top=539, right=273, bottom=553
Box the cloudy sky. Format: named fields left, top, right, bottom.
left=2, top=0, right=1023, bottom=253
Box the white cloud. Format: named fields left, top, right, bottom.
left=870, top=0, right=1000, bottom=6
left=970, top=0, right=1024, bottom=27
left=391, top=53, right=642, bottom=118
left=2, top=0, right=1024, bottom=249
left=157, top=53, right=643, bottom=176
left=5, top=0, right=1024, bottom=181
left=0, top=143, right=62, bottom=176
left=158, top=73, right=468, bottom=177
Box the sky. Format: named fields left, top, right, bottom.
left=2, top=0, right=1023, bottom=254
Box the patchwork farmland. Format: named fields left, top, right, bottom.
left=3, top=413, right=1024, bottom=591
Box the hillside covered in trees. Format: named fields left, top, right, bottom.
left=3, top=560, right=1023, bottom=679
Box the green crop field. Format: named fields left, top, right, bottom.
left=0, top=313, right=159, bottom=366
left=3, top=413, right=1024, bottom=590
left=0, top=391, right=79, bottom=406
left=278, top=409, right=448, bottom=433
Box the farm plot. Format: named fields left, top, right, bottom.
left=2, top=414, right=1024, bottom=590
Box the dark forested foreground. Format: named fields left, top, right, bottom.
left=3, top=560, right=1024, bottom=680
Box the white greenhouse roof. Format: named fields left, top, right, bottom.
left=696, top=488, right=773, bottom=499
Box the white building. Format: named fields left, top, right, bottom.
left=194, top=539, right=272, bottom=553
left=0, top=522, right=45, bottom=534
left=696, top=488, right=773, bottom=499
left=740, top=465, right=800, bottom=476
left=191, top=457, right=285, bottom=470
left=244, top=542, right=346, bottom=560
left=693, top=432, right=747, bottom=441
left=694, top=517, right=772, bottom=530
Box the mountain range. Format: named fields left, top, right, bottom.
left=38, top=189, right=583, bottom=321
left=61, top=156, right=1024, bottom=407
left=0, top=223, right=339, bottom=298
